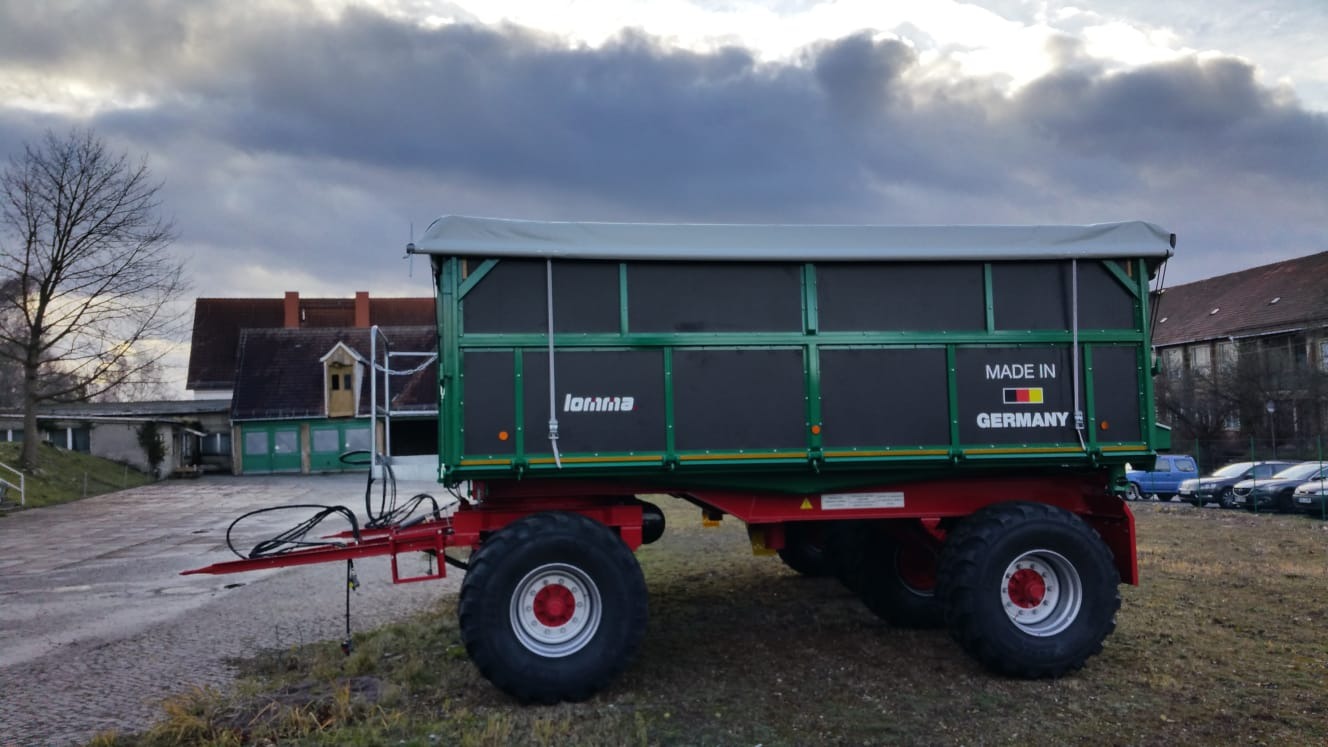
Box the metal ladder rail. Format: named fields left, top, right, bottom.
left=368, top=325, right=439, bottom=479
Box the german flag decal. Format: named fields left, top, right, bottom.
left=1003, top=387, right=1045, bottom=404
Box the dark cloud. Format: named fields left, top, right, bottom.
left=1, top=1, right=1325, bottom=294
left=1014, top=56, right=1328, bottom=181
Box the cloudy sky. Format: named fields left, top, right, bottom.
left=1, top=0, right=1326, bottom=390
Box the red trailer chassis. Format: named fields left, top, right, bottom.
left=184, top=474, right=1136, bottom=585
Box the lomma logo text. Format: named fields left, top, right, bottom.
left=564, top=394, right=636, bottom=412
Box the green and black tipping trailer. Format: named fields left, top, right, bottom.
left=187, top=215, right=1176, bottom=703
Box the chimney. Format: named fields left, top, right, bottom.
left=284, top=291, right=300, bottom=328
left=354, top=291, right=370, bottom=328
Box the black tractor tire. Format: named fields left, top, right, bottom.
left=853, top=534, right=945, bottom=629
left=458, top=512, right=648, bottom=704
left=777, top=522, right=833, bottom=577
left=936, top=502, right=1120, bottom=679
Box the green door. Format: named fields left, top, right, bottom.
left=241, top=423, right=302, bottom=473
left=310, top=421, right=373, bottom=472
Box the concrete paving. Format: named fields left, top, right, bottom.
left=0, top=474, right=461, bottom=747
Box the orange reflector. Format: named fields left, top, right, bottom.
left=811, top=424, right=822, bottom=435
left=498, top=430, right=510, bottom=441
left=1099, top=421, right=1110, bottom=431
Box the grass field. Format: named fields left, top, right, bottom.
left=0, top=441, right=153, bottom=511
left=99, top=500, right=1328, bottom=746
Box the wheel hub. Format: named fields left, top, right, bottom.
left=1006, top=568, right=1046, bottom=608
left=999, top=550, right=1083, bottom=637
left=533, top=584, right=577, bottom=627
left=510, top=563, right=602, bottom=657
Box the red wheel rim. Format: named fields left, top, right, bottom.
left=1006, top=568, right=1046, bottom=609
left=532, top=584, right=577, bottom=627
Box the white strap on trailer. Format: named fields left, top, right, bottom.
left=546, top=259, right=563, bottom=468
left=1071, top=259, right=1086, bottom=451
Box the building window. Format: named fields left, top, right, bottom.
left=345, top=426, right=371, bottom=451
left=1189, top=344, right=1211, bottom=376
left=1320, top=340, right=1328, bottom=371
left=1222, top=412, right=1240, bottom=431
left=1216, top=341, right=1237, bottom=374
left=244, top=431, right=269, bottom=455
left=1162, top=348, right=1181, bottom=376
left=199, top=433, right=228, bottom=456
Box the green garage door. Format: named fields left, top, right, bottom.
left=241, top=423, right=302, bottom=473
left=310, top=421, right=372, bottom=472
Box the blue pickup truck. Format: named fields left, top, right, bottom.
left=1125, top=454, right=1199, bottom=501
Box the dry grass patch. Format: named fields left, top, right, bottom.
left=104, top=500, right=1328, bottom=745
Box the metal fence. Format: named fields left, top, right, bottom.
left=1163, top=435, right=1326, bottom=473
left=1157, top=435, right=1327, bottom=520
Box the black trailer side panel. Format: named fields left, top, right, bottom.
left=522, top=350, right=666, bottom=455
left=628, top=263, right=803, bottom=333
left=463, top=259, right=620, bottom=334
left=461, top=351, right=517, bottom=456
left=672, top=348, right=806, bottom=451
left=955, top=346, right=1081, bottom=445
left=992, top=261, right=1135, bottom=331
left=819, top=348, right=950, bottom=446
left=1089, top=344, right=1143, bottom=442
left=816, top=263, right=986, bottom=331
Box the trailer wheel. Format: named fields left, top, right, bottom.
left=855, top=536, right=944, bottom=628
left=937, top=502, right=1120, bottom=678
left=777, top=523, right=832, bottom=577
left=1125, top=483, right=1142, bottom=501
left=823, top=522, right=872, bottom=593
left=458, top=512, right=648, bottom=704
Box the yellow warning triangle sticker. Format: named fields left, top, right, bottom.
left=800, top=498, right=813, bottom=510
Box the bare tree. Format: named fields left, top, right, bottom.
left=0, top=129, right=187, bottom=470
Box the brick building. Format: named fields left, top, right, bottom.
left=1152, top=251, right=1328, bottom=464
left=187, top=292, right=437, bottom=474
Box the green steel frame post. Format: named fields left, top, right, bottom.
left=619, top=263, right=630, bottom=335
left=1082, top=346, right=1098, bottom=452
left=947, top=345, right=960, bottom=457
left=983, top=264, right=995, bottom=332
left=663, top=347, right=676, bottom=463
left=437, top=257, right=463, bottom=476
left=802, top=264, right=821, bottom=460
left=513, top=351, right=525, bottom=468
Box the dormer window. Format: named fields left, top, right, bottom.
left=320, top=342, right=365, bottom=418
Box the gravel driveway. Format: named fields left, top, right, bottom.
left=0, top=474, right=459, bottom=747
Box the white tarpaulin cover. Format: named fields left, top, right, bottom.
left=412, top=215, right=1175, bottom=262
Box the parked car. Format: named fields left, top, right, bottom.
left=1177, top=461, right=1298, bottom=508
left=1125, top=454, right=1198, bottom=501
left=1292, top=478, right=1328, bottom=518
left=1231, top=461, right=1327, bottom=512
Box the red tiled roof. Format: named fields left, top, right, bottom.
left=1152, top=251, right=1328, bottom=347
left=187, top=295, right=434, bottom=390
left=371, top=297, right=436, bottom=326
left=186, top=299, right=285, bottom=390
